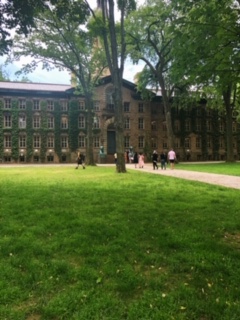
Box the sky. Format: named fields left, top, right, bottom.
left=0, top=0, right=145, bottom=85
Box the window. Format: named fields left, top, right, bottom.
left=124, top=102, right=130, bottom=112
left=78, top=135, right=85, bottom=148
left=151, top=121, right=157, bottom=131
left=196, top=137, right=201, bottom=148
left=106, top=86, right=114, bottom=110
left=138, top=103, right=144, bottom=113
left=151, top=138, right=157, bottom=149
left=47, top=100, right=54, bottom=111
left=124, top=136, right=130, bottom=148
left=163, top=141, right=168, bottom=149
left=184, top=138, right=190, bottom=148
left=61, top=136, right=68, bottom=148
left=4, top=99, right=11, bottom=109
left=4, top=135, right=11, bottom=148
left=19, top=135, right=26, bottom=148
left=61, top=100, right=68, bottom=111
left=4, top=114, right=11, bottom=128
left=124, top=118, right=130, bottom=129
left=19, top=99, right=26, bottom=109
left=196, top=120, right=201, bottom=131
left=206, top=120, right=211, bottom=132
left=33, top=135, right=40, bottom=148
left=93, top=116, right=100, bottom=129
left=138, top=136, right=144, bottom=148
left=19, top=114, right=26, bottom=128
left=61, top=116, right=68, bottom=129
left=94, top=136, right=100, bottom=148
left=175, top=139, right=180, bottom=149
left=33, top=115, right=40, bottom=128
left=48, top=116, right=54, bottom=129
left=138, top=118, right=144, bottom=129
left=33, top=100, right=40, bottom=110
left=220, top=137, right=224, bottom=148
left=79, top=100, right=85, bottom=110
left=93, top=101, right=100, bottom=111
left=185, top=119, right=190, bottom=131
left=78, top=116, right=85, bottom=128
left=47, top=136, right=54, bottom=148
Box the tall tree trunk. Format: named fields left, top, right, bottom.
left=223, top=85, right=234, bottom=162
left=85, top=93, right=95, bottom=165
left=158, top=74, right=175, bottom=149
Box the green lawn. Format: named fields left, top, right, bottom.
left=176, top=162, right=240, bottom=176
left=0, top=166, right=240, bottom=319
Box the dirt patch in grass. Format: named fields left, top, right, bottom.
left=223, top=233, right=240, bottom=249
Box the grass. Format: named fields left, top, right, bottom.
left=0, top=165, right=240, bottom=319
left=176, top=162, right=240, bottom=176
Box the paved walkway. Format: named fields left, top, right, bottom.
left=125, top=163, right=240, bottom=190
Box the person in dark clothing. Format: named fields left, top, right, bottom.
left=160, top=151, right=167, bottom=170
left=75, top=152, right=86, bottom=169
left=152, top=150, right=158, bottom=170
left=133, top=152, right=138, bottom=168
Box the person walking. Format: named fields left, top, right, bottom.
left=168, top=148, right=176, bottom=170
left=133, top=152, right=138, bottom=168
left=75, top=152, right=86, bottom=169
left=138, top=152, right=145, bottom=168
left=152, top=150, right=158, bottom=170
left=160, top=151, right=167, bottom=170
left=114, top=152, right=117, bottom=165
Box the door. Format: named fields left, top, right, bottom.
left=107, top=130, right=116, bottom=154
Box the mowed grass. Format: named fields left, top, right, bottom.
left=176, top=162, right=240, bottom=176
left=0, top=166, right=240, bottom=320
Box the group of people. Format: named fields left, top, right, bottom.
left=151, top=149, right=176, bottom=170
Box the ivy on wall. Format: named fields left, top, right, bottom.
left=0, top=100, right=3, bottom=160
left=40, top=101, right=47, bottom=162
left=26, top=100, right=33, bottom=162
left=11, top=100, right=19, bottom=161
left=54, top=101, right=61, bottom=161
left=69, top=100, right=79, bottom=152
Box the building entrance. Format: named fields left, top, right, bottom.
left=107, top=130, right=116, bottom=154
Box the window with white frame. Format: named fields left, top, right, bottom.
left=79, top=100, right=85, bottom=110
left=61, top=100, right=68, bottom=111
left=33, top=115, right=40, bottom=128
left=93, top=116, right=100, bottom=129
left=93, top=101, right=100, bottom=111
left=138, top=118, right=144, bottom=129
left=124, top=117, right=130, bottom=129
left=151, top=138, right=157, bottom=149
left=4, top=135, right=11, bottom=147
left=33, top=135, right=40, bottom=148
left=78, top=135, right=85, bottom=148
left=48, top=116, right=54, bottom=129
left=4, top=99, right=11, bottom=109
left=78, top=115, right=85, bottom=128
left=124, top=136, right=130, bottom=148
left=47, top=100, right=54, bottom=111
left=61, top=136, right=68, bottom=148
left=94, top=136, right=100, bottom=148
left=124, top=102, right=130, bottom=112
left=19, top=135, right=26, bottom=148
left=184, top=138, right=190, bottom=148
left=19, top=114, right=26, bottom=128
left=19, top=99, right=26, bottom=109
left=61, top=116, right=68, bottom=129
left=138, top=136, right=144, bottom=148
left=4, top=114, right=12, bottom=127
left=196, top=137, right=201, bottom=148
left=163, top=141, right=168, bottom=149
left=47, top=136, right=54, bottom=148
left=33, top=100, right=40, bottom=110
left=138, top=103, right=144, bottom=113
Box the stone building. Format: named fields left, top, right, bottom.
left=0, top=76, right=239, bottom=163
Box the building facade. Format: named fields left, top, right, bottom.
left=0, top=76, right=239, bottom=163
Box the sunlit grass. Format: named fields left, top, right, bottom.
left=0, top=166, right=240, bottom=319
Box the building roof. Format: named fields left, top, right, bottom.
left=0, top=81, right=72, bottom=92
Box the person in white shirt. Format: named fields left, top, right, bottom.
left=168, top=148, right=176, bottom=170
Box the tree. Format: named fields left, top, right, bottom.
left=0, top=0, right=72, bottom=55
left=86, top=0, right=136, bottom=173
left=170, top=0, right=240, bottom=161
left=10, top=0, right=106, bottom=165
left=0, top=65, right=10, bottom=81
left=125, top=0, right=179, bottom=150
